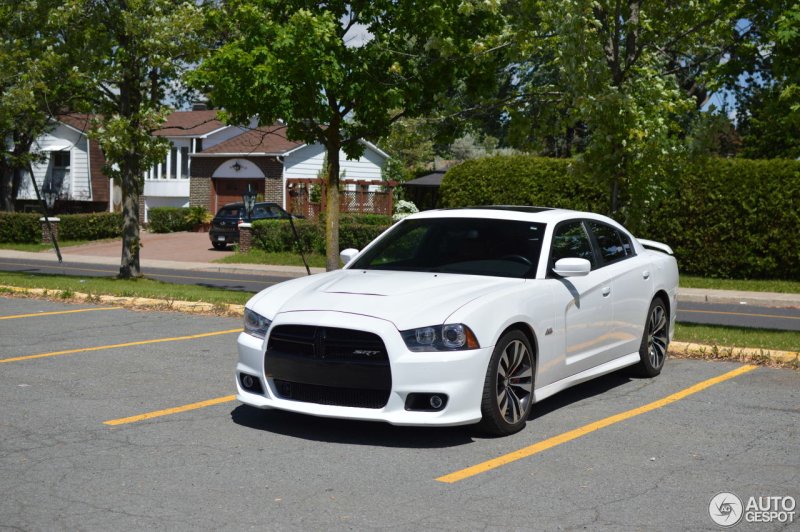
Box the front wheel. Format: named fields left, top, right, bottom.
left=633, top=297, right=669, bottom=377
left=477, top=330, right=535, bottom=436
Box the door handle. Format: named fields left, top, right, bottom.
left=642, top=270, right=650, bottom=280
left=602, top=286, right=611, bottom=297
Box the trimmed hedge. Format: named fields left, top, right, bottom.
left=0, top=212, right=40, bottom=243
left=59, top=212, right=123, bottom=241
left=148, top=207, right=193, bottom=233
left=440, top=155, right=800, bottom=280
left=0, top=211, right=123, bottom=243
left=640, top=158, right=800, bottom=280
left=440, top=156, right=607, bottom=212
left=252, top=219, right=390, bottom=255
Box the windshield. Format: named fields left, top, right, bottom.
left=350, top=217, right=545, bottom=278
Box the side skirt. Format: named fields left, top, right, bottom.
left=533, top=352, right=641, bottom=403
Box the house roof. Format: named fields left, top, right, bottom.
left=198, top=125, right=304, bottom=155
left=57, top=113, right=93, bottom=134
left=404, top=170, right=445, bottom=187
left=153, top=110, right=227, bottom=137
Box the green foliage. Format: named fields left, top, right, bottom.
left=251, top=219, right=389, bottom=254
left=0, top=212, right=40, bottom=243
left=639, top=158, right=800, bottom=280
left=59, top=213, right=123, bottom=240
left=147, top=207, right=193, bottom=233
left=442, top=154, right=800, bottom=280
left=439, top=155, right=607, bottom=212
left=184, top=205, right=211, bottom=225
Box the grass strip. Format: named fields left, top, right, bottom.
left=213, top=249, right=327, bottom=268
left=0, top=270, right=252, bottom=306
left=674, top=323, right=799, bottom=353
left=680, top=275, right=800, bottom=294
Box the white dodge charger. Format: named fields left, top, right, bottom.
left=236, top=207, right=679, bottom=435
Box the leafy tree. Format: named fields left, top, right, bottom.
left=61, top=0, right=204, bottom=278
left=0, top=0, right=84, bottom=212
left=193, top=0, right=503, bottom=270
left=511, top=0, right=742, bottom=224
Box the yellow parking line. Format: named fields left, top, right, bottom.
left=0, top=329, right=241, bottom=364
left=681, top=309, right=800, bottom=320
left=104, top=395, right=237, bottom=426
left=0, top=307, right=122, bottom=321
left=436, top=364, right=757, bottom=484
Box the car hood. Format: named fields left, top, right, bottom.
left=248, top=269, right=522, bottom=330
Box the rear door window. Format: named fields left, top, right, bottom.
left=587, top=221, right=635, bottom=265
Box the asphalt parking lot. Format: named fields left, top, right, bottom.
left=1, top=297, right=798, bottom=531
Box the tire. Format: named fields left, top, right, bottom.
left=633, top=297, right=669, bottom=377
left=212, top=241, right=227, bottom=250
left=477, top=330, right=535, bottom=436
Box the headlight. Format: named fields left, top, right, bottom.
left=243, top=308, right=272, bottom=339
left=400, top=324, right=480, bottom=352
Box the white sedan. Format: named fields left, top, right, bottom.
left=236, top=207, right=679, bottom=435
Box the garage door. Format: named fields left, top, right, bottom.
left=212, top=179, right=265, bottom=213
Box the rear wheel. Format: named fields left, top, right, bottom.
left=212, top=241, right=227, bottom=250
left=477, top=330, right=534, bottom=436
left=633, top=297, right=669, bottom=377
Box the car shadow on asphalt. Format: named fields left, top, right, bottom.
left=528, top=370, right=634, bottom=422
left=229, top=370, right=635, bottom=447
left=230, top=405, right=475, bottom=448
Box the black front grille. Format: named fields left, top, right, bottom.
left=265, top=325, right=391, bottom=409
left=274, top=380, right=389, bottom=409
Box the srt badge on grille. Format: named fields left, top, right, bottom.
left=353, top=350, right=380, bottom=357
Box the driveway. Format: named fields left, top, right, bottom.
left=60, top=230, right=234, bottom=263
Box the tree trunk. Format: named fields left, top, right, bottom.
left=118, top=170, right=141, bottom=279
left=0, top=164, right=15, bottom=212
left=325, top=142, right=341, bottom=271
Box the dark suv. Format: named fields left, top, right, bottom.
left=209, top=202, right=293, bottom=250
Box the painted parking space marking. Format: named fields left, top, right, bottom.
left=104, top=395, right=237, bottom=426
left=0, top=307, right=122, bottom=321
left=436, top=364, right=757, bottom=484
left=0, top=328, right=241, bottom=364
left=681, top=309, right=800, bottom=321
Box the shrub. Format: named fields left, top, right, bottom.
left=148, top=207, right=193, bottom=233
left=251, top=219, right=390, bottom=254
left=440, top=154, right=800, bottom=280
left=0, top=212, right=40, bottom=243
left=440, top=155, right=607, bottom=212
left=59, top=212, right=123, bottom=240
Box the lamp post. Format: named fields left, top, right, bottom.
left=43, top=186, right=58, bottom=212
left=242, top=184, right=257, bottom=221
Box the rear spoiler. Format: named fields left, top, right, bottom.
left=637, top=238, right=674, bottom=255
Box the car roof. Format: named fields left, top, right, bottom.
left=406, top=206, right=625, bottom=229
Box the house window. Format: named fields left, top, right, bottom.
left=44, top=150, right=70, bottom=194
left=180, top=146, right=189, bottom=178
left=170, top=147, right=178, bottom=179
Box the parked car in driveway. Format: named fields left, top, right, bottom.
left=235, top=206, right=679, bottom=435
left=209, top=202, right=294, bottom=250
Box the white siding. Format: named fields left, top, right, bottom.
left=284, top=143, right=386, bottom=182
left=17, top=123, right=91, bottom=201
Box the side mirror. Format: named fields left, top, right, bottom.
left=340, top=248, right=359, bottom=266
left=553, top=257, right=591, bottom=277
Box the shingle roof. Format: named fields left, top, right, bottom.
left=154, top=110, right=226, bottom=137
left=57, top=113, right=93, bottom=133
left=201, top=125, right=303, bottom=154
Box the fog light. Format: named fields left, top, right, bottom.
left=242, top=374, right=254, bottom=388
left=239, top=373, right=264, bottom=394
left=429, top=395, right=444, bottom=409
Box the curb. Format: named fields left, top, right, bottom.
left=2, top=284, right=797, bottom=370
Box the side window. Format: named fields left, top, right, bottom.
left=550, top=221, right=596, bottom=269
left=588, top=221, right=633, bottom=265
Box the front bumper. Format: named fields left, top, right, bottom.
left=235, top=311, right=493, bottom=426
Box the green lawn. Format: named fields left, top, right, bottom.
left=0, top=240, right=97, bottom=252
